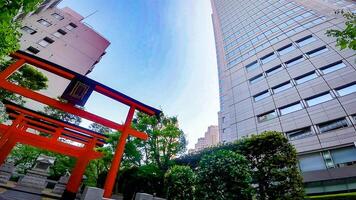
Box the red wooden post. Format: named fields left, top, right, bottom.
left=0, top=137, right=17, bottom=165
left=103, top=106, right=136, bottom=198
left=0, top=114, right=24, bottom=149
left=0, top=59, right=25, bottom=80
left=61, top=139, right=97, bottom=200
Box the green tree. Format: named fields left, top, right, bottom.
left=0, top=60, right=48, bottom=104
left=43, top=98, right=82, bottom=125
left=89, top=122, right=112, bottom=135
left=84, top=123, right=112, bottom=186
left=196, top=150, right=253, bottom=200
left=7, top=144, right=42, bottom=174
left=0, top=0, right=44, bottom=59
left=133, top=112, right=187, bottom=170
left=236, top=131, right=304, bottom=200
left=164, top=165, right=196, bottom=200
left=326, top=10, right=356, bottom=50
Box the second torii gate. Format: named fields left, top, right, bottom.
left=0, top=50, right=161, bottom=199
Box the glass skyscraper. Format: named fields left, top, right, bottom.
left=211, top=0, right=356, bottom=195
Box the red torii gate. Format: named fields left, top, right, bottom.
left=0, top=51, right=161, bottom=199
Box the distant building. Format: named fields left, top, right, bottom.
left=17, top=0, right=110, bottom=100
left=191, top=125, right=219, bottom=152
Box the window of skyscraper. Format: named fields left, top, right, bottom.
left=277, top=43, right=295, bottom=55
left=331, top=146, right=356, bottom=168
left=295, top=71, right=318, bottom=84
left=51, top=13, right=64, bottom=20
left=21, top=26, right=37, bottom=35
left=37, top=19, right=52, bottom=27
left=266, top=64, right=283, bottom=76
left=285, top=55, right=305, bottom=67
left=272, top=81, right=292, bottom=93
left=280, top=102, right=303, bottom=115
left=261, top=52, right=277, bottom=64
left=249, top=74, right=264, bottom=84
left=26, top=46, right=40, bottom=54
left=296, top=35, right=316, bottom=47
left=336, top=83, right=356, bottom=96
left=320, top=61, right=346, bottom=74
left=306, top=46, right=329, bottom=57
left=258, top=110, right=277, bottom=122
left=286, top=127, right=312, bottom=140
left=245, top=60, right=260, bottom=71
left=306, top=92, right=333, bottom=107
left=318, top=118, right=348, bottom=133
left=254, top=90, right=270, bottom=101
left=299, top=153, right=326, bottom=172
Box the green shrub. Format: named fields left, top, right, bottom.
left=164, top=165, right=196, bottom=200
left=117, top=164, right=165, bottom=200
left=196, top=150, right=253, bottom=200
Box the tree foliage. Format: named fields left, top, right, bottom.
left=175, top=131, right=304, bottom=200
left=326, top=10, right=356, bottom=50
left=0, top=60, right=48, bottom=104
left=132, top=112, right=187, bottom=170
left=164, top=165, right=196, bottom=200
left=43, top=105, right=82, bottom=125
left=236, top=131, right=304, bottom=200
left=196, top=150, right=253, bottom=200
left=0, top=0, right=44, bottom=59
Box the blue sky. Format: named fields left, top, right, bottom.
left=58, top=0, right=219, bottom=149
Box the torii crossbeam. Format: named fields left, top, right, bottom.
left=0, top=50, right=161, bottom=199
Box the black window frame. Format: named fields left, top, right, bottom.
left=27, top=46, right=40, bottom=54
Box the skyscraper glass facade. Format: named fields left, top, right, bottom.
left=211, top=0, right=356, bottom=194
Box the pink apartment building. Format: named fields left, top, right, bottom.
left=17, top=0, right=110, bottom=101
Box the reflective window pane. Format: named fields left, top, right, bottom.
left=258, top=111, right=277, bottom=122
left=286, top=127, right=312, bottom=140
left=318, top=118, right=348, bottom=133
left=331, top=147, right=356, bottom=167
left=266, top=65, right=283, bottom=76
left=299, top=153, right=326, bottom=172
left=246, top=60, right=260, bottom=71
left=336, top=83, right=356, bottom=96
left=273, top=81, right=292, bottom=93
left=261, top=52, right=277, bottom=64
left=280, top=102, right=303, bottom=115
left=307, top=46, right=328, bottom=57
left=295, top=71, right=317, bottom=84
left=321, top=61, right=346, bottom=74
left=254, top=90, right=270, bottom=101
left=277, top=43, right=295, bottom=55
left=285, top=55, right=304, bottom=67
left=296, top=35, right=316, bottom=46
left=306, top=93, right=333, bottom=106
left=249, top=74, right=264, bottom=84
